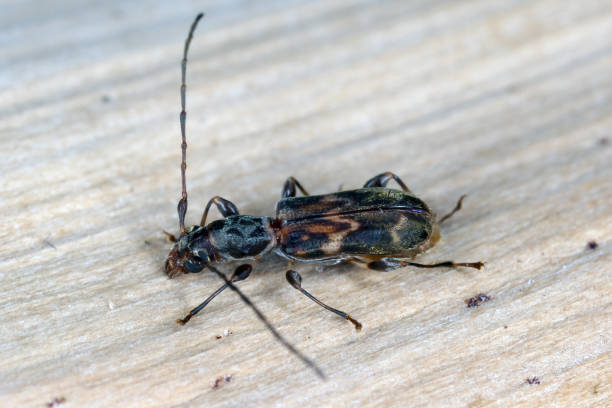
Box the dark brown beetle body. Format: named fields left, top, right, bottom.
left=164, top=14, right=483, bottom=379
left=166, top=170, right=483, bottom=293
left=166, top=186, right=444, bottom=276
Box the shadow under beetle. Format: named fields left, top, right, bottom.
left=165, top=13, right=484, bottom=379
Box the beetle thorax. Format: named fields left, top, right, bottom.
left=204, top=215, right=276, bottom=261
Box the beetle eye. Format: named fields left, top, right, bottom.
left=184, top=256, right=204, bottom=273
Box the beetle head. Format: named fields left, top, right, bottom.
left=165, top=226, right=211, bottom=278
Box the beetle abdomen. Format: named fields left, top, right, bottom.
left=276, top=188, right=434, bottom=260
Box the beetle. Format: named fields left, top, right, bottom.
left=164, top=13, right=484, bottom=378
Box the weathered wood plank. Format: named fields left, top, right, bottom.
left=1, top=0, right=610, bottom=406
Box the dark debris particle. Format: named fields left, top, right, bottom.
left=526, top=377, right=541, bottom=385
left=101, top=94, right=111, bottom=103
left=465, top=293, right=491, bottom=308
left=598, top=137, right=608, bottom=146
left=43, top=238, right=57, bottom=249
left=212, top=374, right=233, bottom=390
left=212, top=376, right=223, bottom=390
left=215, top=329, right=232, bottom=340
left=586, top=241, right=598, bottom=250
left=46, top=397, right=66, bottom=407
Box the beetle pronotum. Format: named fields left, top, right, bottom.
left=165, top=13, right=484, bottom=379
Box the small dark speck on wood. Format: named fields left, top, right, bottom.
left=43, top=238, right=56, bottom=249
left=586, top=240, right=598, bottom=250
left=525, top=377, right=541, bottom=385
left=465, top=293, right=491, bottom=308
left=46, top=397, right=66, bottom=407
left=212, top=374, right=233, bottom=390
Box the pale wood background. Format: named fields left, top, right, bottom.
left=1, top=0, right=610, bottom=407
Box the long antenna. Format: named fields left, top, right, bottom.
left=178, top=12, right=204, bottom=234
left=206, top=263, right=326, bottom=380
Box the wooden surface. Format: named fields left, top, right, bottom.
left=1, top=0, right=611, bottom=407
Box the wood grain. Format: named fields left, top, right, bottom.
left=1, top=0, right=610, bottom=407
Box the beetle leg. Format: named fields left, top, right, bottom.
left=177, top=264, right=252, bottom=325
left=163, top=230, right=178, bottom=242
left=363, top=172, right=412, bottom=193
left=438, top=195, right=466, bottom=225
left=282, top=177, right=310, bottom=198
left=365, top=257, right=484, bottom=271
left=285, top=270, right=362, bottom=332
left=200, top=196, right=240, bottom=226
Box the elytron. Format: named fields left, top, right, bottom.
left=165, top=13, right=483, bottom=378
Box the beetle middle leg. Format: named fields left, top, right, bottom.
left=286, top=270, right=362, bottom=332
left=364, top=171, right=411, bottom=193
left=364, top=257, right=484, bottom=272
left=282, top=176, right=310, bottom=198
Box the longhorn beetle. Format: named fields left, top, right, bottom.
left=165, top=13, right=484, bottom=379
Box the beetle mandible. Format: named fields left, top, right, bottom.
left=165, top=13, right=484, bottom=378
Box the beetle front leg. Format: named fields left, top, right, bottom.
left=200, top=196, right=240, bottom=226
left=365, top=258, right=484, bottom=271
left=282, top=177, right=310, bottom=198
left=286, top=270, right=362, bottom=332
left=177, top=264, right=252, bottom=325
left=363, top=172, right=411, bottom=193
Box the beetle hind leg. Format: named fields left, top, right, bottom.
left=282, top=176, right=310, bottom=198
left=364, top=172, right=411, bottom=193
left=438, top=195, right=467, bottom=225
left=363, top=257, right=484, bottom=271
